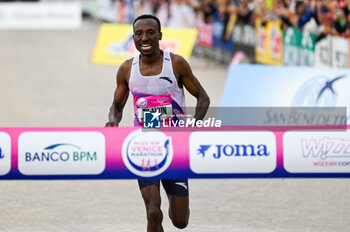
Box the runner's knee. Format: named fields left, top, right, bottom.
left=147, top=205, right=163, bottom=223
left=171, top=215, right=188, bottom=229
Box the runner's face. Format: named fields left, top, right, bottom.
left=133, top=19, right=162, bottom=56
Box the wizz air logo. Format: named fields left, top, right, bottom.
left=301, top=137, right=350, bottom=160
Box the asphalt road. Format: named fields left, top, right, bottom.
left=0, top=19, right=349, bottom=232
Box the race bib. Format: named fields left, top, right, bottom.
left=134, top=94, right=173, bottom=123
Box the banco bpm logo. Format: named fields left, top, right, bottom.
left=18, top=132, right=105, bottom=175
left=24, top=143, right=97, bottom=162
left=122, top=129, right=173, bottom=177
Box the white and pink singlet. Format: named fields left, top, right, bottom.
left=129, top=51, right=186, bottom=126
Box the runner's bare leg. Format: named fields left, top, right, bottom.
left=140, top=185, right=164, bottom=232
left=167, top=194, right=189, bottom=229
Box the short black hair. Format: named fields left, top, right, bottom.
left=133, top=14, right=161, bottom=32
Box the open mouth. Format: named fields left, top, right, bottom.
left=140, top=44, right=152, bottom=51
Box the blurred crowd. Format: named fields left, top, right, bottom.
left=4, top=0, right=350, bottom=40
left=100, top=0, right=350, bottom=40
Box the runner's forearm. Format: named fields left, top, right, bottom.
left=108, top=103, right=123, bottom=126
left=194, top=95, right=210, bottom=120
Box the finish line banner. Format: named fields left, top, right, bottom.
left=1, top=127, right=350, bottom=180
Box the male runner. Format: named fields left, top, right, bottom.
left=106, top=14, right=210, bottom=231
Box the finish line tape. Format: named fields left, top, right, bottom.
left=0, top=126, right=349, bottom=179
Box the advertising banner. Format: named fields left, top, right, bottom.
left=232, top=23, right=255, bottom=62
left=255, top=20, right=283, bottom=65
left=283, top=27, right=300, bottom=65
left=0, top=2, right=81, bottom=29
left=315, top=36, right=331, bottom=67
left=299, top=30, right=316, bottom=66
left=255, top=20, right=268, bottom=63
left=284, top=130, right=350, bottom=173
left=283, top=27, right=315, bottom=66
left=332, top=36, right=349, bottom=68
left=189, top=131, right=276, bottom=174
left=91, top=23, right=198, bottom=65
left=196, top=17, right=213, bottom=48
left=219, top=64, right=350, bottom=124
left=1, top=127, right=350, bottom=180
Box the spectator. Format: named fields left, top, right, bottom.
left=196, top=0, right=217, bottom=24
left=254, top=0, right=269, bottom=22
left=332, top=0, right=348, bottom=35
left=293, top=0, right=324, bottom=37
left=235, top=0, right=254, bottom=24
left=167, top=0, right=196, bottom=27
left=321, top=0, right=337, bottom=34
left=343, top=0, right=350, bottom=36
left=213, top=0, right=233, bottom=42
left=273, top=0, right=295, bottom=30
left=85, top=0, right=350, bottom=59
